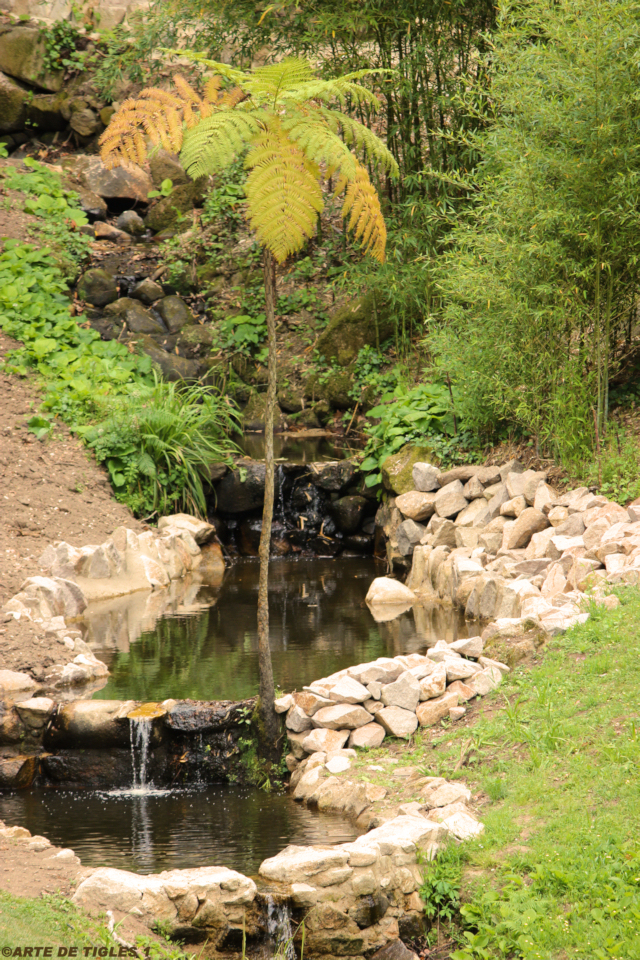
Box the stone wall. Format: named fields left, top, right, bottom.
left=375, top=459, right=628, bottom=639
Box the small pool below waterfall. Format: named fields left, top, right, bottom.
left=235, top=432, right=361, bottom=463
left=0, top=784, right=361, bottom=876
left=87, top=557, right=478, bottom=702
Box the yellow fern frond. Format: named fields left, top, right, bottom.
left=222, top=86, right=247, bottom=109
left=340, top=161, right=387, bottom=263
left=322, top=109, right=399, bottom=178
left=244, top=121, right=323, bottom=263
left=282, top=112, right=357, bottom=181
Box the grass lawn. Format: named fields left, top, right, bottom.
left=415, top=588, right=640, bottom=960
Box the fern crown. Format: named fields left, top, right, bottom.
left=100, top=56, right=397, bottom=263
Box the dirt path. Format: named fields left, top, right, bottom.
left=0, top=328, right=145, bottom=679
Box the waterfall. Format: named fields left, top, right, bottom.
left=266, top=896, right=295, bottom=960
left=276, top=465, right=286, bottom=524
left=129, top=718, right=152, bottom=792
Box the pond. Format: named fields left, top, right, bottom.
left=0, top=783, right=360, bottom=876
left=87, top=556, right=476, bottom=702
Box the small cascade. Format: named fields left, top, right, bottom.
left=275, top=465, right=286, bottom=525
left=266, top=895, right=295, bottom=960
left=129, top=717, right=152, bottom=792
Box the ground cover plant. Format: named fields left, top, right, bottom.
left=0, top=163, right=237, bottom=517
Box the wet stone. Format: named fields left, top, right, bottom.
left=155, top=296, right=194, bottom=333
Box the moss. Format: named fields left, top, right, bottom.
left=381, top=443, right=440, bottom=494
left=315, top=292, right=395, bottom=366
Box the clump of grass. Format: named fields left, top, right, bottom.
left=79, top=376, right=239, bottom=517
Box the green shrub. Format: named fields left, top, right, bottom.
left=79, top=377, right=239, bottom=517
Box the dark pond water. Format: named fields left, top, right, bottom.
left=0, top=784, right=360, bottom=876
left=236, top=432, right=362, bottom=463
left=89, top=557, right=475, bottom=702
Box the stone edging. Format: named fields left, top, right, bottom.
left=0, top=513, right=222, bottom=696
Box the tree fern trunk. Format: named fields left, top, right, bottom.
left=256, top=247, right=280, bottom=762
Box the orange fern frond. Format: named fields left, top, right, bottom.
left=173, top=74, right=203, bottom=106
left=339, top=162, right=386, bottom=263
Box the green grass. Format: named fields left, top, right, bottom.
left=415, top=589, right=640, bottom=960
left=0, top=891, right=191, bottom=958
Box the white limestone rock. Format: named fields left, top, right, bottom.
left=375, top=706, right=418, bottom=739
left=380, top=671, right=420, bottom=712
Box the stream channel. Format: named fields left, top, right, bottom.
left=0, top=556, right=477, bottom=877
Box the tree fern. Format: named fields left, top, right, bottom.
left=180, top=111, right=262, bottom=177
left=245, top=122, right=323, bottom=262
left=322, top=108, right=399, bottom=177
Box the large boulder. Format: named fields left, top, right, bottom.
left=144, top=184, right=199, bottom=232
left=25, top=92, right=68, bottom=131
left=0, top=70, right=26, bottom=133
left=153, top=295, right=193, bottom=333
left=395, top=491, right=436, bottom=522
left=76, top=156, right=153, bottom=204
left=365, top=577, right=416, bottom=605
left=134, top=335, right=203, bottom=381
left=0, top=27, right=63, bottom=92
left=315, top=293, right=394, bottom=366
left=330, top=496, right=367, bottom=534
left=106, top=298, right=166, bottom=335
left=309, top=460, right=357, bottom=492
left=215, top=460, right=270, bottom=513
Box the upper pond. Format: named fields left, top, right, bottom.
left=87, top=556, right=475, bottom=702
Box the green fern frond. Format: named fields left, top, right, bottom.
left=245, top=122, right=323, bottom=263
left=281, top=113, right=358, bottom=180
left=322, top=108, right=399, bottom=177
left=161, top=48, right=253, bottom=87
left=282, top=78, right=381, bottom=111
left=249, top=58, right=315, bottom=98
left=180, top=111, right=262, bottom=178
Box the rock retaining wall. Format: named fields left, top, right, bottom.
left=374, top=459, right=627, bottom=639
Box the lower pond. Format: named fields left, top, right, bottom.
left=0, top=557, right=478, bottom=878
left=0, top=783, right=360, bottom=876
left=87, top=556, right=475, bottom=702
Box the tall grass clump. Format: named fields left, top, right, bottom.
left=79, top=377, right=239, bottom=517
left=431, top=0, right=640, bottom=466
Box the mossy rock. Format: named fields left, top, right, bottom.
left=305, top=367, right=354, bottom=409
left=277, top=385, right=304, bottom=413
left=381, top=444, right=440, bottom=495
left=242, top=391, right=286, bottom=431
left=144, top=183, right=199, bottom=233
left=175, top=324, right=215, bottom=359
left=231, top=354, right=269, bottom=385
left=315, top=292, right=395, bottom=366
left=134, top=334, right=203, bottom=381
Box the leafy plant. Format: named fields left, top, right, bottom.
left=220, top=312, right=267, bottom=353
left=420, top=843, right=463, bottom=925
left=40, top=20, right=90, bottom=75
left=147, top=177, right=173, bottom=199
left=360, top=380, right=476, bottom=485
left=26, top=414, right=54, bottom=440
left=0, top=241, right=153, bottom=425
left=0, top=141, right=8, bottom=159
left=79, top=376, right=239, bottom=517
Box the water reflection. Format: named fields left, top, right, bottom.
left=0, top=785, right=360, bottom=875
left=87, top=557, right=477, bottom=702
left=236, top=432, right=361, bottom=463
